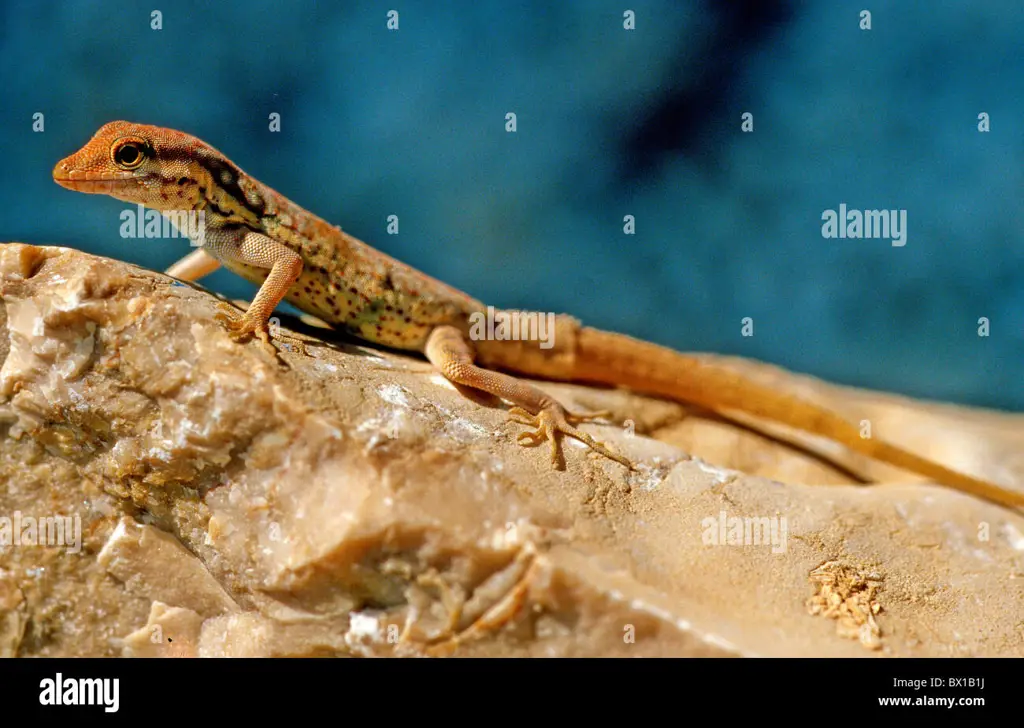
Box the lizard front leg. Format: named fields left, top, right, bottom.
left=205, top=228, right=303, bottom=352
left=165, top=248, right=221, bottom=281
left=425, top=326, right=633, bottom=470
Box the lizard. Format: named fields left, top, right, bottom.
left=51, top=121, right=1024, bottom=510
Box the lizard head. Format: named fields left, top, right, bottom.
left=53, top=121, right=211, bottom=211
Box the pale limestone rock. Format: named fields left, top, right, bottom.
left=122, top=602, right=204, bottom=657
left=0, top=243, right=1021, bottom=657
left=97, top=517, right=239, bottom=617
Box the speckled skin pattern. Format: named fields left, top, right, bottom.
left=53, top=121, right=483, bottom=351
left=50, top=122, right=1024, bottom=507
left=52, top=121, right=638, bottom=471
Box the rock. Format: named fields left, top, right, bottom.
left=0, top=243, right=1021, bottom=657
left=97, top=517, right=239, bottom=618
left=123, top=602, right=205, bottom=658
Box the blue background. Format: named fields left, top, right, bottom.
left=2, top=0, right=1021, bottom=409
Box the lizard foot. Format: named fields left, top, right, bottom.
left=214, top=303, right=277, bottom=356
left=508, top=405, right=634, bottom=470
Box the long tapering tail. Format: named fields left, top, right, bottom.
left=571, top=327, right=1023, bottom=508
left=475, top=318, right=1022, bottom=509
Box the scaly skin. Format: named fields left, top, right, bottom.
left=53, top=121, right=1024, bottom=510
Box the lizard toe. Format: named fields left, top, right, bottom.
left=510, top=405, right=633, bottom=471
left=215, top=304, right=273, bottom=347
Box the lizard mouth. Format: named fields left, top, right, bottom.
left=52, top=164, right=139, bottom=194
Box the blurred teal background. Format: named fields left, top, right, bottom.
left=1, top=1, right=1021, bottom=409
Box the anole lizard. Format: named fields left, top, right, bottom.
left=52, top=121, right=1024, bottom=510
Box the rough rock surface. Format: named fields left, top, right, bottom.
left=0, top=243, right=1021, bottom=657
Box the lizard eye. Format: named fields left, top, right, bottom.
left=113, top=141, right=146, bottom=169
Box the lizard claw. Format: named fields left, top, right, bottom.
left=508, top=405, right=634, bottom=470
left=214, top=303, right=277, bottom=356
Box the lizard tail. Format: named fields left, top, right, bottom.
left=565, top=326, right=1023, bottom=509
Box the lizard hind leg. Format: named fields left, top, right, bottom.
left=507, top=406, right=631, bottom=469
left=425, top=326, right=633, bottom=470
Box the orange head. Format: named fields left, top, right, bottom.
left=53, top=121, right=236, bottom=212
